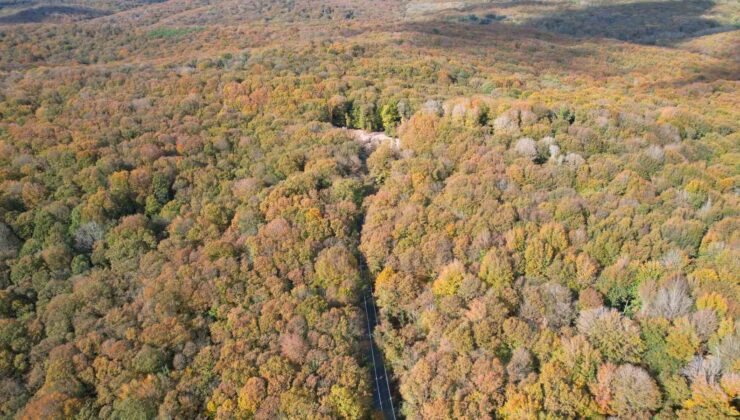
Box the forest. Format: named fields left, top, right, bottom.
left=0, top=0, right=738, bottom=419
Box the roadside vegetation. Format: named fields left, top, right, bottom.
left=0, top=0, right=737, bottom=418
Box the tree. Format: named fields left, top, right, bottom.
left=507, top=347, right=533, bottom=384
left=524, top=238, right=554, bottom=280
left=132, top=345, right=165, bottom=374
left=592, top=363, right=661, bottom=417
left=432, top=261, right=466, bottom=297
left=479, top=248, right=514, bottom=292
left=539, top=335, right=601, bottom=417
left=103, top=215, right=157, bottom=273
left=237, top=377, right=266, bottom=415
left=380, top=101, right=401, bottom=135
left=73, top=221, right=105, bottom=252
left=0, top=223, right=20, bottom=262
left=520, top=282, right=574, bottom=330
left=313, top=244, right=362, bottom=304
left=640, top=277, right=693, bottom=320
left=1, top=8, right=737, bottom=418
left=328, top=385, right=364, bottom=420
left=665, top=318, right=701, bottom=366
left=577, top=307, right=645, bottom=363
left=279, top=332, right=308, bottom=364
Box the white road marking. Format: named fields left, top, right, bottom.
left=368, top=291, right=397, bottom=420
left=364, top=293, right=384, bottom=414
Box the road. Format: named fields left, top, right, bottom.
left=363, top=289, right=398, bottom=420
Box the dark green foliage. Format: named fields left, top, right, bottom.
left=147, top=26, right=203, bottom=39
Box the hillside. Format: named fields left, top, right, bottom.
left=0, top=0, right=738, bottom=418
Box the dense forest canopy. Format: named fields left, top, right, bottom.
left=0, top=0, right=738, bottom=418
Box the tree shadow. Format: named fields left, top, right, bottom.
left=391, top=18, right=615, bottom=79
left=525, top=0, right=733, bottom=46
left=0, top=5, right=108, bottom=24
left=389, top=8, right=738, bottom=92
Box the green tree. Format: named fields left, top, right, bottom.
left=380, top=101, right=401, bottom=134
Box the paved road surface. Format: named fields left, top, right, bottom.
left=363, top=290, right=397, bottom=420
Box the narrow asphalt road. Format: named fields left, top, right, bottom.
left=363, top=289, right=397, bottom=420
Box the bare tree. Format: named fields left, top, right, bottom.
left=506, top=347, right=533, bottom=383
left=641, top=276, right=692, bottom=320
left=610, top=364, right=661, bottom=417
left=683, top=356, right=722, bottom=385
left=691, top=309, right=718, bottom=341
left=520, top=282, right=574, bottom=329
left=74, top=222, right=105, bottom=252
left=711, top=333, right=739, bottom=372
left=514, top=137, right=537, bottom=160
